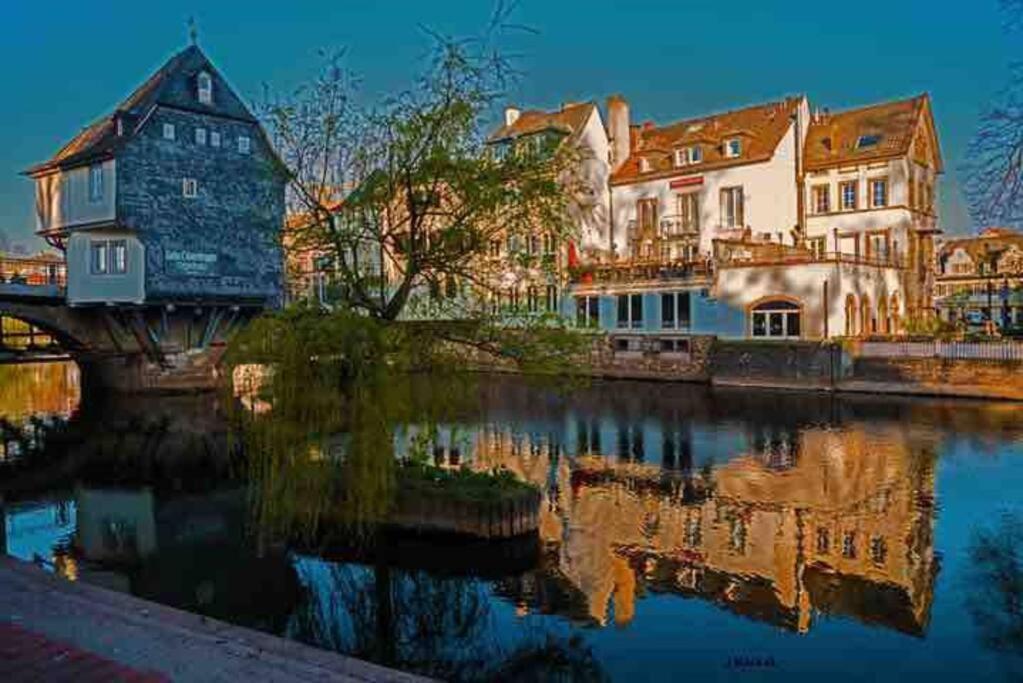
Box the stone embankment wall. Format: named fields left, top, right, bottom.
left=390, top=487, right=541, bottom=539
left=577, top=336, right=1023, bottom=400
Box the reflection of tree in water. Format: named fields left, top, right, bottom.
left=965, top=512, right=1023, bottom=667
left=288, top=557, right=608, bottom=682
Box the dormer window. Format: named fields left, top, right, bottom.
left=237, top=136, right=251, bottom=154
left=163, top=123, right=175, bottom=141
left=673, top=146, right=702, bottom=167
left=639, top=157, right=652, bottom=173
left=725, top=139, right=742, bottom=158
left=857, top=134, right=881, bottom=149
left=197, top=71, right=213, bottom=105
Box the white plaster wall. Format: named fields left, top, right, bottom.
left=67, top=230, right=145, bottom=305
left=714, top=261, right=905, bottom=339
left=804, top=159, right=928, bottom=254
left=611, top=124, right=799, bottom=258
left=35, top=160, right=116, bottom=232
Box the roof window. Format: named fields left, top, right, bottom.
left=857, top=134, right=881, bottom=149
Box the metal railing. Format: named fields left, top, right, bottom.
left=713, top=240, right=907, bottom=270
left=658, top=215, right=699, bottom=237
left=0, top=257, right=66, bottom=288
left=857, top=340, right=1023, bottom=362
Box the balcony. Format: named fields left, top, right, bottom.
left=659, top=215, right=699, bottom=238
left=712, top=238, right=908, bottom=270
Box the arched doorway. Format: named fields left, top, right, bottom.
left=878, top=297, right=889, bottom=335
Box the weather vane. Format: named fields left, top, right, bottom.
left=187, top=16, right=198, bottom=46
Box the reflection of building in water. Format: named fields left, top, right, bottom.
left=402, top=415, right=937, bottom=636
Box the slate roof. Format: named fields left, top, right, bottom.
left=937, top=227, right=1023, bottom=264
left=24, top=45, right=258, bottom=176
left=610, top=97, right=802, bottom=185
left=804, top=94, right=930, bottom=171
left=486, top=102, right=595, bottom=143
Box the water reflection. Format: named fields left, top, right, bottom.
left=2, top=364, right=1023, bottom=680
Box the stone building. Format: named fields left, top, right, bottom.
left=24, top=44, right=286, bottom=308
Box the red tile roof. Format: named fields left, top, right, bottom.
left=487, top=102, right=595, bottom=143
left=610, top=97, right=802, bottom=185
left=804, top=95, right=929, bottom=170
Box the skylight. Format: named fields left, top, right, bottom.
left=857, top=134, right=881, bottom=149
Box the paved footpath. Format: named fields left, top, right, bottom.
left=0, top=556, right=429, bottom=682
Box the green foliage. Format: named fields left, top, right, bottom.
left=398, top=461, right=536, bottom=504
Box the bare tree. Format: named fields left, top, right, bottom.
left=964, top=1, right=1023, bottom=227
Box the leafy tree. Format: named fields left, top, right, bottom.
left=263, top=6, right=585, bottom=322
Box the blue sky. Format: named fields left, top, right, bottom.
left=1, top=1, right=1015, bottom=250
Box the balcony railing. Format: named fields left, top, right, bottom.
left=0, top=257, right=66, bottom=288
left=713, top=239, right=907, bottom=270
left=658, top=215, right=699, bottom=237
left=627, top=217, right=700, bottom=239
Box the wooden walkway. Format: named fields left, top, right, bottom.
left=0, top=556, right=428, bottom=682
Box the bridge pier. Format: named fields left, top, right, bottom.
left=79, top=347, right=227, bottom=394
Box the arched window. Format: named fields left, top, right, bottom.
left=845, top=294, right=858, bottom=336
left=889, top=294, right=901, bottom=334
left=878, top=297, right=889, bottom=335
left=751, top=299, right=801, bottom=338
left=860, top=295, right=872, bottom=337
left=197, top=71, right=213, bottom=105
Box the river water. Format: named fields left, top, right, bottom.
left=2, top=361, right=1023, bottom=681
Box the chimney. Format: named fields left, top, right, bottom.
left=606, top=95, right=630, bottom=171
left=504, top=106, right=521, bottom=127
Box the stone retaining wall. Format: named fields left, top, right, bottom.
left=391, top=487, right=541, bottom=539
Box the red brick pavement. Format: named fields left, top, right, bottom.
left=0, top=622, right=169, bottom=682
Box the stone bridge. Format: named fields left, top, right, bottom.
left=0, top=282, right=255, bottom=393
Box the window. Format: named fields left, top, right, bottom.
left=870, top=178, right=888, bottom=208
left=111, top=240, right=127, bottom=274
left=617, top=293, right=643, bottom=329
left=576, top=296, right=600, bottom=327
left=812, top=185, right=831, bottom=214
left=163, top=123, right=175, bottom=141
left=210, top=131, right=221, bottom=148
left=750, top=299, right=801, bottom=338
left=545, top=285, right=559, bottom=312
left=725, top=138, right=742, bottom=158
left=842, top=531, right=857, bottom=559
left=639, top=157, right=652, bottom=173
left=673, top=146, right=702, bottom=167
left=237, top=136, right=251, bottom=154
left=527, top=286, right=540, bottom=313
left=720, top=186, right=744, bottom=228
left=857, top=134, right=881, bottom=148
left=197, top=71, right=213, bottom=105
left=195, top=128, right=207, bottom=146
left=182, top=178, right=198, bottom=198
left=488, top=239, right=501, bottom=257
left=816, top=528, right=830, bottom=555
left=88, top=164, right=104, bottom=203
left=527, top=234, right=540, bottom=256
left=840, top=180, right=857, bottom=210
left=542, top=233, right=556, bottom=255
left=676, top=193, right=699, bottom=234
left=806, top=236, right=826, bottom=259
left=90, top=241, right=108, bottom=274
left=870, top=536, right=887, bottom=566
left=661, top=291, right=692, bottom=329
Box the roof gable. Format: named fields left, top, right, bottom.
left=25, top=45, right=258, bottom=176
left=804, top=95, right=934, bottom=171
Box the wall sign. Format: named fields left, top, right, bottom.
left=165, top=249, right=219, bottom=277
left=670, top=176, right=704, bottom=189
